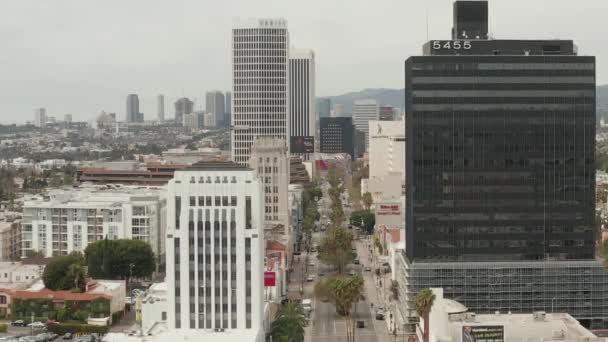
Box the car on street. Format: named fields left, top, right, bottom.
left=308, top=261, right=315, bottom=267
left=306, top=275, right=315, bottom=282
left=318, top=271, right=325, bottom=277
left=28, top=321, right=45, bottom=328
left=353, top=259, right=360, bottom=265
left=375, top=308, right=385, bottom=320
left=364, top=266, right=372, bottom=272
left=12, top=319, right=25, bottom=326
left=348, top=269, right=356, bottom=276
left=62, top=333, right=73, bottom=340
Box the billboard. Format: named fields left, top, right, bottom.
left=264, top=271, right=276, bottom=287
left=290, top=136, right=314, bottom=153
left=462, top=325, right=504, bottom=342
left=376, top=203, right=400, bottom=216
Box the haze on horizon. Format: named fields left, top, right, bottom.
left=0, top=0, right=606, bottom=124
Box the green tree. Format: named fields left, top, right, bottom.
left=43, top=254, right=86, bottom=292
left=319, top=227, right=354, bottom=274
left=415, top=288, right=436, bottom=342
left=270, top=303, right=306, bottom=342
left=85, top=239, right=155, bottom=282
left=362, top=192, right=373, bottom=211
left=314, top=275, right=364, bottom=342
left=350, top=210, right=375, bottom=234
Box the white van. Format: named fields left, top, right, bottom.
left=302, top=299, right=313, bottom=315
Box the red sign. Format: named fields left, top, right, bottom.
left=264, top=271, right=276, bottom=287
left=376, top=204, right=400, bottom=216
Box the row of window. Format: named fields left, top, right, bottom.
left=189, top=176, right=237, bottom=184
left=189, top=196, right=238, bottom=207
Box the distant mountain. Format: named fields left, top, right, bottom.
left=324, top=88, right=405, bottom=115
left=323, top=85, right=608, bottom=116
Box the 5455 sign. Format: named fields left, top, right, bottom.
left=432, top=40, right=472, bottom=50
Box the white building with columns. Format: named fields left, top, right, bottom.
left=166, top=161, right=264, bottom=340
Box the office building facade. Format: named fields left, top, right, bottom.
left=175, top=97, right=194, bottom=125
left=353, top=99, right=379, bottom=152
left=126, top=94, right=140, bottom=123
left=320, top=117, right=354, bottom=159
left=249, top=138, right=290, bottom=233
left=289, top=49, right=316, bottom=159
left=379, top=105, right=396, bottom=121
left=21, top=186, right=166, bottom=259
left=166, top=162, right=264, bottom=331
left=231, top=18, right=289, bottom=165
left=399, top=0, right=606, bottom=329
left=206, top=91, right=225, bottom=128
left=157, top=95, right=165, bottom=122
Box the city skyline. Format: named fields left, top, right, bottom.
left=1, top=0, right=607, bottom=123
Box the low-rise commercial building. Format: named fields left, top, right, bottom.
left=424, top=288, right=604, bottom=342
left=21, top=185, right=166, bottom=258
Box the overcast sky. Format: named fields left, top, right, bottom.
left=0, top=0, right=606, bottom=124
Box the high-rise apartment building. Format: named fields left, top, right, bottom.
left=158, top=95, right=165, bottom=122
left=175, top=97, right=194, bottom=125
left=206, top=91, right=225, bottom=128
left=289, top=49, right=316, bottom=160
left=21, top=186, right=166, bottom=258
left=353, top=99, right=379, bottom=152
left=319, top=117, right=354, bottom=159
left=231, top=18, right=289, bottom=165
left=248, top=138, right=289, bottom=233
left=317, top=98, right=331, bottom=118
left=126, top=94, right=140, bottom=123
left=34, top=108, right=46, bottom=128
left=398, top=0, right=607, bottom=330
left=166, top=162, right=264, bottom=334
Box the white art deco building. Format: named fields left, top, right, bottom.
left=166, top=161, right=264, bottom=337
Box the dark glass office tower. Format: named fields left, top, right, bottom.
left=398, top=0, right=608, bottom=330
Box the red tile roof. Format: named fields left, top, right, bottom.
left=12, top=289, right=111, bottom=301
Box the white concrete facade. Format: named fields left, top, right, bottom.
left=231, top=18, right=290, bottom=165
left=289, top=48, right=316, bottom=160
left=166, top=162, right=264, bottom=332
left=249, top=138, right=289, bottom=233
left=368, top=120, right=405, bottom=202
left=353, top=100, right=379, bottom=151
left=21, top=186, right=167, bottom=258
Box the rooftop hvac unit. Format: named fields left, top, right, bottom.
left=533, top=311, right=546, bottom=321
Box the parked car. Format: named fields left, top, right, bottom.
left=364, top=266, right=372, bottom=272
left=28, top=321, right=45, bottom=328
left=306, top=275, right=315, bottom=282
left=348, top=269, right=356, bottom=276
left=62, top=333, right=73, bottom=340
left=375, top=308, right=385, bottom=320
left=353, top=259, right=360, bottom=265
left=11, top=320, right=25, bottom=327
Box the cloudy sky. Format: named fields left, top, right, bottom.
left=0, top=0, right=606, bottom=124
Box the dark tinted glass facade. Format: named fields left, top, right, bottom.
left=405, top=54, right=596, bottom=262
left=320, top=117, right=354, bottom=159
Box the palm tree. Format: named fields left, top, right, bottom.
left=415, top=288, right=436, bottom=342
left=271, top=303, right=306, bottom=342
left=66, top=263, right=85, bottom=292
left=315, top=275, right=364, bottom=342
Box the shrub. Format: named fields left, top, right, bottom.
left=46, top=323, right=109, bottom=335
left=111, top=311, right=123, bottom=324
left=73, top=310, right=89, bottom=322
left=0, top=323, right=7, bottom=333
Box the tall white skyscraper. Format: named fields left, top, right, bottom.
left=34, top=108, right=46, bottom=128
left=231, top=18, right=289, bottom=165
left=288, top=48, right=316, bottom=159
left=353, top=99, right=379, bottom=151
left=157, top=94, right=165, bottom=122
left=166, top=161, right=264, bottom=333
